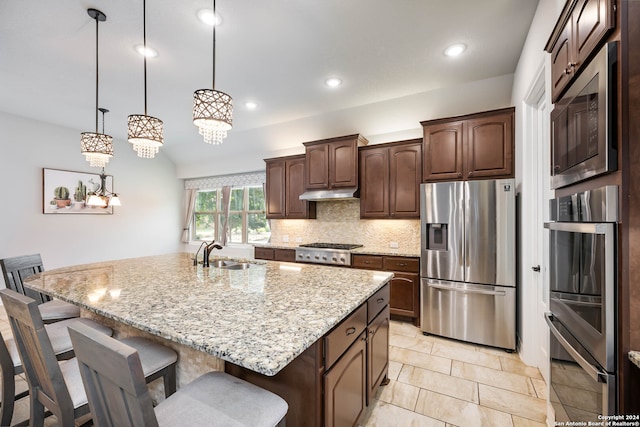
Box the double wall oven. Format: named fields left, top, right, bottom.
left=544, top=186, right=617, bottom=421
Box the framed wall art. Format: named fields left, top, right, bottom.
left=43, top=168, right=114, bottom=214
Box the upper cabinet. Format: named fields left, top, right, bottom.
left=421, top=108, right=514, bottom=182
left=546, top=0, right=615, bottom=102
left=359, top=140, right=422, bottom=219
left=304, top=134, right=369, bottom=190
left=265, top=155, right=316, bottom=219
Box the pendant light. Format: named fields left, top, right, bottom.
left=87, top=109, right=121, bottom=208
left=128, top=0, right=164, bottom=158
left=80, top=8, right=113, bottom=168
left=192, top=0, right=233, bottom=145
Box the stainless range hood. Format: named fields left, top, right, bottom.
left=298, top=187, right=359, bottom=201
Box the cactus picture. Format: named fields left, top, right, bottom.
left=43, top=168, right=114, bottom=215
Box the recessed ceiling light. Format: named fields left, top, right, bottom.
left=135, top=45, right=158, bottom=58
left=325, top=77, right=342, bottom=88
left=444, top=43, right=466, bottom=57
left=245, top=101, right=258, bottom=110
left=197, top=9, right=220, bottom=26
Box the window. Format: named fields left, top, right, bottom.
left=193, top=186, right=270, bottom=244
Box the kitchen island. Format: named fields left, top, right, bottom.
left=24, top=252, right=393, bottom=426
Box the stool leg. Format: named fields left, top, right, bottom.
left=163, top=363, right=177, bottom=397
left=0, top=372, right=16, bottom=427
left=276, top=418, right=286, bottom=427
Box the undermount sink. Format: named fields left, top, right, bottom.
left=209, top=260, right=250, bottom=269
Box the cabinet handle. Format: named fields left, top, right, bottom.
left=364, top=260, right=371, bottom=264
left=457, top=172, right=463, bottom=178
left=397, top=263, right=407, bottom=267
left=468, top=171, right=474, bottom=177
left=376, top=298, right=385, bottom=304
left=369, top=329, right=375, bottom=336
left=345, top=327, right=356, bottom=336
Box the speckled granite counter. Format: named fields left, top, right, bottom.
left=23, top=252, right=392, bottom=377
left=253, top=243, right=420, bottom=258
left=630, top=351, right=640, bottom=369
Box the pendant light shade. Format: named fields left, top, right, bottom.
left=193, top=0, right=233, bottom=145
left=81, top=8, right=113, bottom=168
left=128, top=0, right=163, bottom=158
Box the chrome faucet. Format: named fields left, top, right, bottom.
left=202, top=241, right=223, bottom=267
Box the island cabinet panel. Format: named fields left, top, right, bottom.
left=545, top=0, right=615, bottom=102
left=304, top=134, right=368, bottom=191
left=254, top=247, right=275, bottom=260
left=422, top=108, right=515, bottom=182
left=265, top=155, right=316, bottom=220
left=367, top=306, right=390, bottom=404
left=253, top=247, right=296, bottom=262
left=360, top=140, right=421, bottom=219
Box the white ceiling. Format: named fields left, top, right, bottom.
left=0, top=0, right=539, bottom=176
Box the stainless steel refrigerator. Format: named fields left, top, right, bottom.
left=420, top=179, right=516, bottom=350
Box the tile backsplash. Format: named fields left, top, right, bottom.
left=269, top=200, right=420, bottom=253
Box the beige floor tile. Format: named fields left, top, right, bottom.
left=478, top=383, right=547, bottom=423
left=390, top=320, right=419, bottom=338
left=390, top=346, right=452, bottom=375
left=389, top=333, right=434, bottom=354
left=476, top=345, right=520, bottom=360
left=398, top=365, right=479, bottom=404
left=451, top=360, right=537, bottom=396
left=388, top=360, right=403, bottom=381
left=431, top=342, right=502, bottom=370
left=359, top=400, right=446, bottom=427
left=530, top=378, right=547, bottom=400
left=420, top=333, right=481, bottom=351
left=415, top=389, right=514, bottom=427
left=376, top=379, right=420, bottom=411
left=512, top=415, right=548, bottom=427
left=500, top=357, right=543, bottom=380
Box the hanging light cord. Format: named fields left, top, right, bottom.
left=93, top=12, right=100, bottom=133
left=143, top=0, right=148, bottom=115
left=212, top=0, right=216, bottom=90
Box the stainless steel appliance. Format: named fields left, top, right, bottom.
left=420, top=179, right=516, bottom=350
left=550, top=41, right=617, bottom=189
left=295, top=243, right=363, bottom=266
left=544, top=185, right=617, bottom=420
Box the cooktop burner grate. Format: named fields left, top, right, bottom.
left=299, top=243, right=363, bottom=250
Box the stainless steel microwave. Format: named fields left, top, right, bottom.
left=550, top=41, right=618, bottom=190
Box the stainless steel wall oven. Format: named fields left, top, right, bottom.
left=544, top=185, right=617, bottom=421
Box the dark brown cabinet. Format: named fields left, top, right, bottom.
left=254, top=247, right=296, bottom=262
left=367, top=307, right=389, bottom=405
left=304, top=134, right=368, bottom=191
left=422, top=108, right=514, bottom=182
left=353, top=255, right=420, bottom=326
left=265, top=155, right=316, bottom=219
left=359, top=139, right=422, bottom=219
left=546, top=0, right=615, bottom=102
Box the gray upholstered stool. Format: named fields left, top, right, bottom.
left=0, top=317, right=112, bottom=426
left=68, top=322, right=288, bottom=427
left=1, top=254, right=81, bottom=323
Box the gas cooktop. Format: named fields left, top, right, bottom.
left=295, top=243, right=363, bottom=265
left=298, top=243, right=363, bottom=250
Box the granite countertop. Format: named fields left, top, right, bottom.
left=24, top=252, right=392, bottom=376
left=629, top=351, right=640, bottom=369
left=253, top=242, right=420, bottom=258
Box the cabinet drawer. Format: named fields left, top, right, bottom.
left=274, top=249, right=296, bottom=262
left=382, top=257, right=419, bottom=273
left=367, top=284, right=390, bottom=323
left=352, top=255, right=383, bottom=270
left=254, top=247, right=274, bottom=260
left=325, top=304, right=367, bottom=369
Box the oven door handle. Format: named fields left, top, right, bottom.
left=545, top=312, right=608, bottom=383
left=544, top=222, right=613, bottom=235
left=428, top=282, right=506, bottom=296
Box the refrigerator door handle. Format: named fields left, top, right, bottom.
left=428, top=282, right=506, bottom=296
left=545, top=312, right=609, bottom=383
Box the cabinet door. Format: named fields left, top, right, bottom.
left=329, top=140, right=358, bottom=188
left=422, top=121, right=464, bottom=182
left=389, top=143, right=421, bottom=218
left=389, top=272, right=419, bottom=320
left=305, top=144, right=330, bottom=189
left=265, top=159, right=286, bottom=219
left=254, top=247, right=275, bottom=260
left=551, top=22, right=573, bottom=102
left=359, top=147, right=389, bottom=219
left=274, top=249, right=296, bottom=262
left=465, top=112, right=514, bottom=179
left=572, top=0, right=614, bottom=71
left=286, top=157, right=315, bottom=218
left=367, top=307, right=389, bottom=405
left=324, top=332, right=367, bottom=427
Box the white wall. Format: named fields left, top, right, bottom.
left=0, top=111, right=183, bottom=287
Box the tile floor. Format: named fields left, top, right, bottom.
left=1, top=311, right=549, bottom=427
left=358, top=320, right=548, bottom=427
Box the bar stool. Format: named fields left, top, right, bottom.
left=0, top=317, right=112, bottom=426
left=68, top=321, right=288, bottom=427
left=1, top=254, right=81, bottom=323
left=0, top=289, right=178, bottom=427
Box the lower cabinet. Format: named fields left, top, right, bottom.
left=254, top=247, right=296, bottom=262
left=367, top=306, right=390, bottom=405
